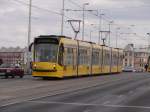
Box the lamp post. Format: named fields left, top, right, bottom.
left=108, top=21, right=113, bottom=73
left=27, top=0, right=32, bottom=74
left=82, top=3, right=89, bottom=41
left=90, top=24, right=94, bottom=42
left=116, top=27, right=120, bottom=48
left=108, top=21, right=114, bottom=47
left=98, top=10, right=104, bottom=45
left=61, top=0, right=65, bottom=35
left=147, top=33, right=150, bottom=52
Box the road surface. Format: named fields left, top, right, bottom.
left=0, top=72, right=150, bottom=112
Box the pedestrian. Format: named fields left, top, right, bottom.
left=144, top=64, right=148, bottom=72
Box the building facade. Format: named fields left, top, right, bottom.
left=134, top=48, right=150, bottom=71
left=123, top=44, right=134, bottom=67
left=0, top=47, right=27, bottom=67
left=123, top=44, right=150, bottom=71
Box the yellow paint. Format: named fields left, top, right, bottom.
left=111, top=66, right=118, bottom=73
left=102, top=65, right=110, bottom=74
left=92, top=65, right=102, bottom=75
left=78, top=65, right=90, bottom=76
left=32, top=62, right=64, bottom=78
left=63, top=65, right=77, bottom=77
left=118, top=66, right=122, bottom=73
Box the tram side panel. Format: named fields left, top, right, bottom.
left=91, top=44, right=102, bottom=75
left=118, top=49, right=123, bottom=73
left=60, top=38, right=78, bottom=77
left=77, top=41, right=91, bottom=76
left=102, top=46, right=111, bottom=74
left=111, top=48, right=119, bottom=73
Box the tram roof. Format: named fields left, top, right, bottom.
left=37, top=35, right=72, bottom=39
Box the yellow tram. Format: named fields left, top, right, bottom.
left=29, top=35, right=123, bottom=78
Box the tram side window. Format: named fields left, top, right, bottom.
left=92, top=50, right=99, bottom=65
left=64, top=47, right=73, bottom=65
left=99, top=50, right=102, bottom=66
left=113, top=53, right=117, bottom=66
left=58, top=44, right=64, bottom=65
left=79, top=49, right=88, bottom=65
left=106, top=51, right=110, bottom=65
left=103, top=51, right=109, bottom=65
left=103, top=50, right=106, bottom=65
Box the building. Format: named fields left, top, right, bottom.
left=123, top=44, right=150, bottom=71
left=123, top=44, right=134, bottom=67
left=134, top=47, right=150, bottom=71
left=0, top=47, right=27, bottom=67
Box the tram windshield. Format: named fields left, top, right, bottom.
left=34, top=43, right=58, bottom=62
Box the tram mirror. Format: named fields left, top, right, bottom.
left=0, top=59, right=3, bottom=65
left=29, top=42, right=33, bottom=52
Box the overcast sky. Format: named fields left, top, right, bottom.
left=0, top=0, right=150, bottom=48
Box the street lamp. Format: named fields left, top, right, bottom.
left=116, top=27, right=120, bottom=48
left=82, top=3, right=89, bottom=41
left=147, top=33, right=150, bottom=49
left=61, top=0, right=65, bottom=35
left=27, top=0, right=32, bottom=73
left=98, top=10, right=104, bottom=45
left=90, top=24, right=94, bottom=42
left=108, top=21, right=114, bottom=47
left=108, top=21, right=113, bottom=73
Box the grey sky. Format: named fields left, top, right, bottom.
left=0, top=0, right=150, bottom=48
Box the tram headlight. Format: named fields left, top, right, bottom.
left=53, top=64, right=56, bottom=70
left=33, top=64, right=37, bottom=68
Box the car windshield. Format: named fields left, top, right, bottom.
left=34, top=43, right=58, bottom=62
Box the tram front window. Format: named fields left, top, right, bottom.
left=35, top=44, right=58, bottom=62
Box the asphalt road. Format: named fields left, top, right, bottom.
left=1, top=72, right=150, bottom=112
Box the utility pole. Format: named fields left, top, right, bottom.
left=116, top=27, right=120, bottom=48
left=108, top=21, right=113, bottom=47
left=61, top=0, right=65, bottom=35
left=89, top=24, right=94, bottom=42
left=27, top=0, right=32, bottom=74
left=98, top=10, right=104, bottom=45
left=108, top=21, right=113, bottom=73
left=82, top=3, right=89, bottom=41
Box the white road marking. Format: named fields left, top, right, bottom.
left=103, top=101, right=110, bottom=105
left=28, top=100, right=150, bottom=109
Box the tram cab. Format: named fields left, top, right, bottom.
left=30, top=35, right=64, bottom=78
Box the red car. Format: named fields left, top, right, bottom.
left=0, top=63, right=24, bottom=78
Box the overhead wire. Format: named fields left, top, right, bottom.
left=11, top=0, right=74, bottom=20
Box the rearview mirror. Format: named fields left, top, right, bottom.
left=0, top=59, right=3, bottom=65
left=29, top=42, right=33, bottom=52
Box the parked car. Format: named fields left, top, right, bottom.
left=0, top=63, right=24, bottom=78
left=122, top=66, right=135, bottom=72
left=134, top=68, right=144, bottom=72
